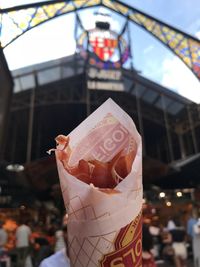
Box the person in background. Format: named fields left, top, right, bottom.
left=170, top=217, right=187, bottom=267
left=142, top=224, right=157, bottom=267
left=160, top=225, right=174, bottom=264
left=187, top=208, right=198, bottom=240
left=31, top=223, right=51, bottom=267
left=0, top=220, right=10, bottom=266
left=54, top=221, right=65, bottom=253
left=0, top=220, right=7, bottom=251
left=193, top=218, right=200, bottom=267
left=54, top=214, right=69, bottom=253
left=149, top=219, right=161, bottom=260
left=15, top=217, right=32, bottom=267
left=39, top=214, right=70, bottom=267
left=187, top=208, right=198, bottom=263
left=167, top=216, right=176, bottom=231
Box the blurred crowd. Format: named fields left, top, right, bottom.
left=0, top=213, right=68, bottom=267
left=142, top=208, right=200, bottom=267
left=1, top=207, right=200, bottom=267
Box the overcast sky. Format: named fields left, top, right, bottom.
left=1, top=0, right=200, bottom=103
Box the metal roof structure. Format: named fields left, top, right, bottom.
left=1, top=0, right=200, bottom=80
left=2, top=54, right=198, bottom=193
left=12, top=53, right=192, bottom=116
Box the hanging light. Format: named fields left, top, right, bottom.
left=142, top=198, right=147, bottom=204
left=176, top=191, right=182, bottom=197
left=6, top=164, right=24, bottom=172
left=166, top=201, right=172, bottom=207
left=159, top=192, right=165, bottom=198
left=151, top=208, right=156, bottom=214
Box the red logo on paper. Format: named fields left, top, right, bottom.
left=69, top=113, right=133, bottom=165
left=89, top=32, right=118, bottom=61
left=100, top=212, right=142, bottom=267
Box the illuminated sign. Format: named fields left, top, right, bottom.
left=88, top=68, right=122, bottom=79
left=87, top=68, right=124, bottom=91
left=77, top=16, right=129, bottom=69
left=89, top=29, right=118, bottom=61
left=100, top=212, right=142, bottom=267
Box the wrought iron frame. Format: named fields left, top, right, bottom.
left=10, top=69, right=200, bottom=163
left=0, top=0, right=200, bottom=80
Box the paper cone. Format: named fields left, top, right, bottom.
left=55, top=98, right=143, bottom=267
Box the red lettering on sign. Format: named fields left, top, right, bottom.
left=100, top=212, right=142, bottom=267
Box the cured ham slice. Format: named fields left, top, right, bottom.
left=55, top=113, right=137, bottom=190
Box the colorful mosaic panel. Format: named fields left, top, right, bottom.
left=0, top=0, right=200, bottom=80
left=0, top=0, right=101, bottom=47
left=189, top=39, right=200, bottom=78
left=102, top=0, right=200, bottom=79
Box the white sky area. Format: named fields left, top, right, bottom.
left=161, top=53, right=200, bottom=103
left=1, top=0, right=200, bottom=103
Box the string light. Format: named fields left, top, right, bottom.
left=176, top=191, right=182, bottom=197
left=6, top=164, right=24, bottom=172
left=143, top=198, right=148, bottom=204
left=166, top=201, right=172, bottom=207
left=159, top=192, right=165, bottom=198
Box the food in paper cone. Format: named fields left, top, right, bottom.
left=53, top=99, right=143, bottom=267
left=55, top=113, right=137, bottom=191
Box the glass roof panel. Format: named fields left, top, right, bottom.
left=154, top=95, right=173, bottom=110
left=14, top=74, right=35, bottom=92
left=167, top=102, right=184, bottom=115
left=142, top=90, right=158, bottom=104
left=132, top=84, right=146, bottom=97
left=38, top=66, right=61, bottom=85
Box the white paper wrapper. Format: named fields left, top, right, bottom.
left=55, top=98, right=142, bottom=267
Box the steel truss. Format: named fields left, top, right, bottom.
left=11, top=68, right=200, bottom=136
left=0, top=0, right=200, bottom=80
left=9, top=70, right=200, bottom=164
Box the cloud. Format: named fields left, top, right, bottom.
left=161, top=56, right=200, bottom=103
left=196, top=31, right=200, bottom=39
left=4, top=14, right=76, bottom=70
left=0, top=0, right=46, bottom=8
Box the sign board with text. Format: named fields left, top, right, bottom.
left=87, top=68, right=124, bottom=92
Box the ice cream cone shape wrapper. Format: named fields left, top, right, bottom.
left=54, top=98, right=143, bottom=267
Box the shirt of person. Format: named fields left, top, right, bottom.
left=170, top=227, right=186, bottom=242
left=39, top=249, right=70, bottom=267
left=0, top=228, right=7, bottom=248
left=16, top=224, right=31, bottom=247
left=187, top=217, right=197, bottom=238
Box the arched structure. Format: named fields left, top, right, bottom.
left=0, top=0, right=200, bottom=80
